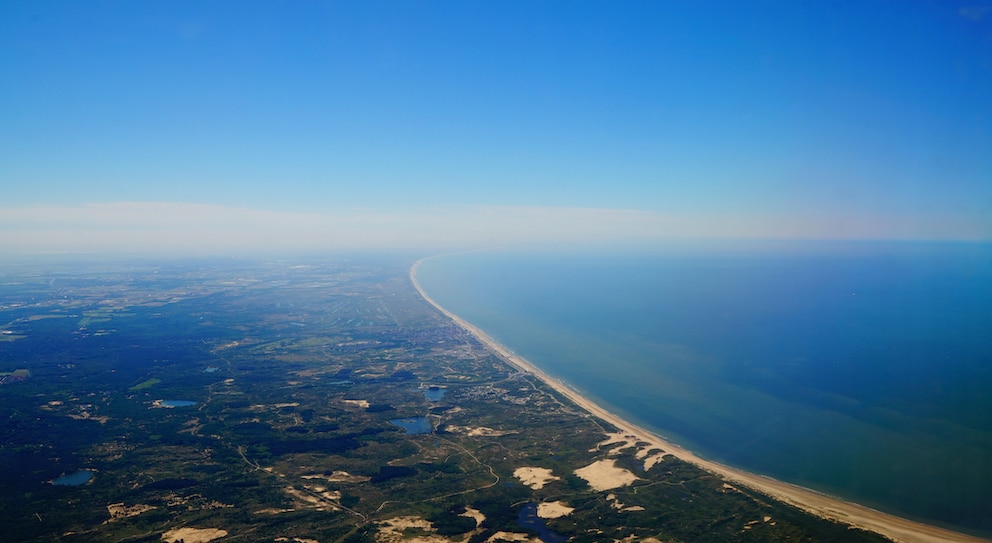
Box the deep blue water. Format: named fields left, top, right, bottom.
left=52, top=470, right=94, bottom=486
left=423, top=387, right=447, bottom=402
left=415, top=242, right=992, bottom=534
left=390, top=417, right=434, bottom=434
left=517, top=502, right=567, bottom=543
left=159, top=400, right=197, bottom=408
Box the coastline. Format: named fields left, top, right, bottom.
left=410, top=256, right=990, bottom=543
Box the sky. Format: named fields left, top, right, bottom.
left=2, top=1, right=991, bottom=253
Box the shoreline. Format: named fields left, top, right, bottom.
left=410, top=256, right=989, bottom=543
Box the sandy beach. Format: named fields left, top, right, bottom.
left=410, top=258, right=990, bottom=543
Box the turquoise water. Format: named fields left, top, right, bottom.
left=415, top=242, right=992, bottom=534
left=159, top=400, right=197, bottom=407
left=52, top=470, right=94, bottom=486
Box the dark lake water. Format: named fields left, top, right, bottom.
left=390, top=417, right=433, bottom=434
left=159, top=400, right=197, bottom=407
left=415, top=241, right=992, bottom=534
left=423, top=387, right=447, bottom=402
left=52, top=470, right=94, bottom=486
left=517, top=502, right=567, bottom=543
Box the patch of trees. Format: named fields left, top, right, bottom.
left=141, top=478, right=199, bottom=491
left=265, top=436, right=362, bottom=455
left=428, top=510, right=477, bottom=536
left=389, top=369, right=416, bottom=381
left=370, top=465, right=417, bottom=483
left=417, top=461, right=461, bottom=474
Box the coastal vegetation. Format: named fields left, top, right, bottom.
left=0, top=256, right=965, bottom=543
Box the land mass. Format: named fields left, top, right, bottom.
left=0, top=254, right=983, bottom=543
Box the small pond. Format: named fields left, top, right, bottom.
left=389, top=417, right=433, bottom=434
left=517, top=502, right=567, bottom=543
left=159, top=400, right=197, bottom=407
left=53, top=470, right=95, bottom=486
left=422, top=386, right=446, bottom=402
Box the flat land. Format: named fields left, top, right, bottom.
left=0, top=254, right=983, bottom=543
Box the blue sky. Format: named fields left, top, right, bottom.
left=2, top=1, right=990, bottom=252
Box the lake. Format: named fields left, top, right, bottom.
left=52, top=470, right=94, bottom=486
left=390, top=417, right=434, bottom=434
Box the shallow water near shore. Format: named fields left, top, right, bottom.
left=415, top=241, right=992, bottom=535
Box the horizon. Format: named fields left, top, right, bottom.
left=3, top=1, right=991, bottom=252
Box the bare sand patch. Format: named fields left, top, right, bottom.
left=634, top=447, right=654, bottom=459
left=513, top=467, right=559, bottom=490
left=105, top=502, right=154, bottom=522
left=342, top=399, right=370, bottom=408
left=574, top=459, right=639, bottom=491
left=68, top=412, right=111, bottom=424
left=283, top=486, right=337, bottom=511
left=255, top=507, right=295, bottom=514
left=300, top=483, right=341, bottom=501
left=161, top=527, right=228, bottom=543
left=467, top=426, right=514, bottom=437
left=607, top=493, right=624, bottom=510
left=606, top=493, right=642, bottom=511
left=485, top=532, right=541, bottom=542
left=302, top=471, right=370, bottom=484
left=643, top=452, right=667, bottom=471
left=250, top=402, right=300, bottom=411
left=375, top=516, right=449, bottom=543
left=591, top=432, right=640, bottom=455
left=446, top=425, right=515, bottom=437
left=537, top=501, right=574, bottom=519
left=461, top=506, right=486, bottom=526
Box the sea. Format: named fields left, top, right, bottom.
left=414, top=241, right=992, bottom=536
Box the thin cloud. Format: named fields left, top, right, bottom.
left=0, top=202, right=679, bottom=254
left=959, top=6, right=990, bottom=21
left=0, top=202, right=986, bottom=255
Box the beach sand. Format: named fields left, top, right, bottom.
left=411, top=258, right=990, bottom=543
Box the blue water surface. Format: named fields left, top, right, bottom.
left=390, top=417, right=433, bottom=434
left=517, top=502, right=567, bottom=543
left=415, top=241, right=992, bottom=534
left=423, top=387, right=446, bottom=402
left=160, top=400, right=197, bottom=407
left=53, top=470, right=94, bottom=486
